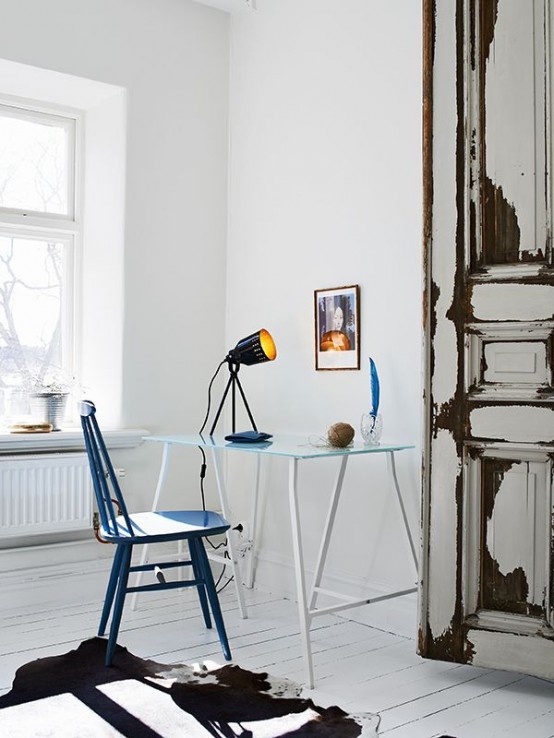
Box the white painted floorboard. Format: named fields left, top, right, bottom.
left=1, top=583, right=553, bottom=737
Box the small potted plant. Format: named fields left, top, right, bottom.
left=29, top=375, right=71, bottom=431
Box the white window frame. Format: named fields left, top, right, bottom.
left=0, top=99, right=83, bottom=417
left=0, top=101, right=78, bottom=221
left=0, top=59, right=127, bottom=434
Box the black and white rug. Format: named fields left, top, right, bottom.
left=0, top=638, right=381, bottom=737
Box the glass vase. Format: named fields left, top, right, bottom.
left=360, top=413, right=383, bottom=445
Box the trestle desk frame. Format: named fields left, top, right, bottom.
left=140, top=434, right=417, bottom=688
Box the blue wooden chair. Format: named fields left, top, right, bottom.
left=79, top=400, right=232, bottom=666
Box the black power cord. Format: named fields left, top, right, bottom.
left=197, top=360, right=234, bottom=592
left=197, top=359, right=225, bottom=512
left=213, top=550, right=234, bottom=593
left=198, top=360, right=225, bottom=438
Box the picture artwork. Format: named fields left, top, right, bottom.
left=314, top=285, right=360, bottom=370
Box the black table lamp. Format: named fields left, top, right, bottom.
left=210, top=329, right=276, bottom=435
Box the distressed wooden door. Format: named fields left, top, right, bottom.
left=420, top=0, right=554, bottom=677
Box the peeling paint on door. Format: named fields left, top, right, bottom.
left=421, top=0, right=554, bottom=678
left=483, top=460, right=546, bottom=613
left=482, top=2, right=547, bottom=264
left=468, top=630, right=554, bottom=677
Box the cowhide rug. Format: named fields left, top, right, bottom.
left=0, top=638, right=380, bottom=737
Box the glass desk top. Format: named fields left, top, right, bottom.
left=144, top=433, right=414, bottom=460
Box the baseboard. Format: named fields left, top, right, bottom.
left=0, top=541, right=419, bottom=640
left=0, top=537, right=106, bottom=565
left=0, top=539, right=193, bottom=613
left=250, top=549, right=418, bottom=639
left=0, top=545, right=111, bottom=614
left=0, top=540, right=232, bottom=614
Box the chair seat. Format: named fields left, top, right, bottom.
left=101, top=510, right=230, bottom=543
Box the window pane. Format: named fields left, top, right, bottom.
left=0, top=107, right=73, bottom=216
left=0, top=235, right=72, bottom=417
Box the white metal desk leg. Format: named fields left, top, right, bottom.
left=309, top=455, right=349, bottom=611
left=288, top=458, right=314, bottom=689
left=386, top=451, right=418, bottom=573
left=210, top=447, right=248, bottom=619
left=131, top=442, right=173, bottom=610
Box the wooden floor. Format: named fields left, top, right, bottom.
left=1, top=583, right=554, bottom=737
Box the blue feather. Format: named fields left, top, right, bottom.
left=369, top=358, right=380, bottom=417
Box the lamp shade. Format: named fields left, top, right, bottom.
left=230, top=329, right=277, bottom=366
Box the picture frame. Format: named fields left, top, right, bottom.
left=314, top=284, right=360, bottom=370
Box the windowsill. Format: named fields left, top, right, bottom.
left=0, top=427, right=149, bottom=453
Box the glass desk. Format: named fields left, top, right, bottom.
left=142, top=433, right=417, bottom=688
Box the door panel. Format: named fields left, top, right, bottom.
left=476, top=0, right=549, bottom=268
left=471, top=284, right=554, bottom=320
left=465, top=448, right=552, bottom=623
left=469, top=405, right=554, bottom=442
left=421, top=0, right=554, bottom=677
left=467, top=321, right=554, bottom=401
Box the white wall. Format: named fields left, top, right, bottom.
left=0, top=0, right=231, bottom=518
left=0, top=0, right=424, bottom=636
left=225, top=0, right=423, bottom=634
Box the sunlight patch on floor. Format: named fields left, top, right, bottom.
left=0, top=692, right=124, bottom=737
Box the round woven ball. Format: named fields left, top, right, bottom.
left=327, top=422, right=355, bottom=448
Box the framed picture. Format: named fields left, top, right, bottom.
left=314, top=284, right=360, bottom=370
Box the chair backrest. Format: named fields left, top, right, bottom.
left=79, top=400, right=134, bottom=537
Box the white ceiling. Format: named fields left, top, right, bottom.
left=192, top=0, right=255, bottom=12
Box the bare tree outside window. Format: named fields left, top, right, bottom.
left=0, top=237, right=65, bottom=408
left=0, top=110, right=70, bottom=215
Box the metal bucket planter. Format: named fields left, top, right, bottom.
left=30, top=392, right=69, bottom=431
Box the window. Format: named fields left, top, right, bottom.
left=0, top=106, right=75, bottom=217
left=0, top=59, right=127, bottom=430
left=0, top=103, right=79, bottom=420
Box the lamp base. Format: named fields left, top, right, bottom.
left=224, top=431, right=272, bottom=443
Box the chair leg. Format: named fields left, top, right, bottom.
left=189, top=539, right=212, bottom=629
left=194, top=538, right=232, bottom=661
left=105, top=544, right=133, bottom=667
left=99, top=545, right=124, bottom=637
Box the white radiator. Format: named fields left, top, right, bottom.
left=0, top=453, right=93, bottom=537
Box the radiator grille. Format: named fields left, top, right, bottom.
left=0, top=453, right=93, bottom=537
